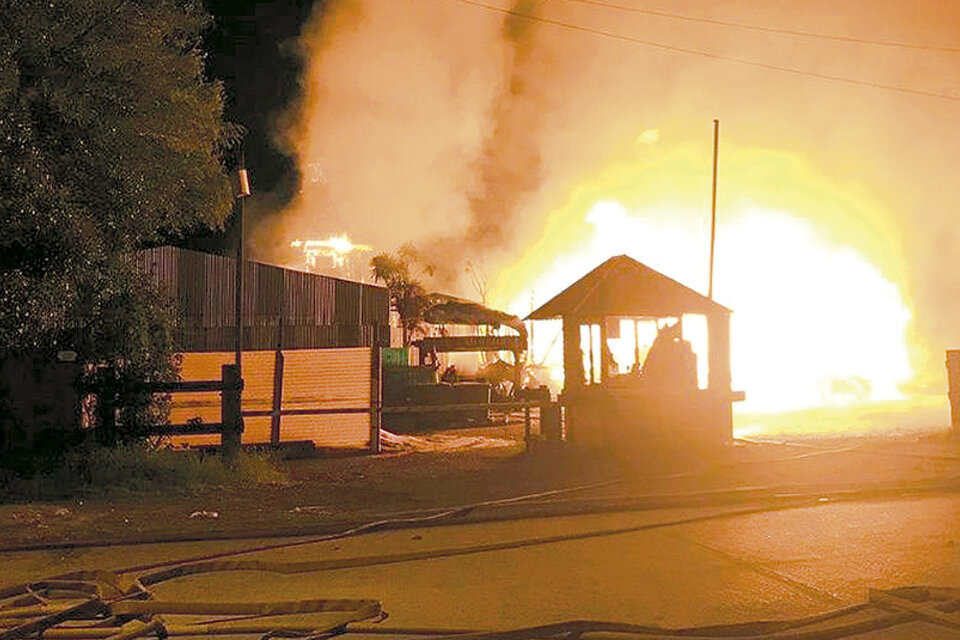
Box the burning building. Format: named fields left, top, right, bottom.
left=528, top=255, right=743, bottom=451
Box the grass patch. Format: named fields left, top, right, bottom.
left=0, top=444, right=286, bottom=502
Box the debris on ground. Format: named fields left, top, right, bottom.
left=11, top=511, right=43, bottom=526
left=1, top=571, right=958, bottom=640
left=188, top=510, right=219, bottom=519
left=379, top=430, right=516, bottom=453
left=290, top=505, right=330, bottom=515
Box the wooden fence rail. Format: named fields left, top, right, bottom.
left=91, top=361, right=558, bottom=454
left=92, top=364, right=244, bottom=457
left=239, top=401, right=551, bottom=447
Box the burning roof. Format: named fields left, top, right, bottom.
left=424, top=293, right=528, bottom=342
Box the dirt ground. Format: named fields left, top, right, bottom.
left=0, top=423, right=957, bottom=552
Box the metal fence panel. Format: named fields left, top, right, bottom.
left=169, top=348, right=371, bottom=450
left=335, top=280, right=360, bottom=326
left=136, top=247, right=388, bottom=351
left=280, top=348, right=371, bottom=448
left=168, top=351, right=275, bottom=447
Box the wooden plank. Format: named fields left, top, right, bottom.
left=160, top=423, right=224, bottom=435
left=414, top=336, right=522, bottom=354
left=248, top=401, right=541, bottom=417
left=271, top=351, right=284, bottom=445
left=143, top=380, right=226, bottom=393
left=370, top=346, right=382, bottom=454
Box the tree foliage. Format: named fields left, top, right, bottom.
left=0, top=0, right=237, bottom=435
left=370, top=246, right=435, bottom=346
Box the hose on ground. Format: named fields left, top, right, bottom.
left=2, top=583, right=957, bottom=640
left=116, top=442, right=879, bottom=575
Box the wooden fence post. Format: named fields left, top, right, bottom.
left=270, top=351, right=284, bottom=445
left=370, top=346, right=382, bottom=454
left=95, top=369, right=117, bottom=447
left=221, top=364, right=243, bottom=457
left=523, top=405, right=532, bottom=449
left=947, top=350, right=960, bottom=433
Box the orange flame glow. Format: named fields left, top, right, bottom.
left=291, top=235, right=373, bottom=269
left=492, top=141, right=914, bottom=416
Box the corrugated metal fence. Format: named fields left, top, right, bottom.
left=169, top=349, right=374, bottom=450
left=137, top=246, right=390, bottom=352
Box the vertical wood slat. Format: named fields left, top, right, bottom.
left=948, top=350, right=960, bottom=432
left=271, top=274, right=285, bottom=444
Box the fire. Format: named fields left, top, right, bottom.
left=291, top=235, right=372, bottom=269
left=492, top=141, right=914, bottom=416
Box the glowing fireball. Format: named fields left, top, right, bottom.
left=492, top=142, right=913, bottom=416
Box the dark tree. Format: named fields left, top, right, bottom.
left=0, top=0, right=237, bottom=434
left=370, top=247, right=435, bottom=347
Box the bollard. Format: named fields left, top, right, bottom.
left=947, top=351, right=960, bottom=432
left=541, top=401, right=561, bottom=442
left=221, top=364, right=244, bottom=457
left=524, top=405, right=532, bottom=447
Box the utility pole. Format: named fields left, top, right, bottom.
left=708, top=119, right=720, bottom=300
left=234, top=146, right=252, bottom=374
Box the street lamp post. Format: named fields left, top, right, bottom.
left=226, top=146, right=252, bottom=457
left=234, top=148, right=252, bottom=374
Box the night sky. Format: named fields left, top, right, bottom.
left=178, top=0, right=320, bottom=253
left=174, top=0, right=960, bottom=413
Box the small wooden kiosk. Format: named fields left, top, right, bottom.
left=527, top=255, right=743, bottom=452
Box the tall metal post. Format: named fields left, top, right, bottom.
left=708, top=119, right=720, bottom=300
left=234, top=147, right=247, bottom=375
left=233, top=146, right=251, bottom=444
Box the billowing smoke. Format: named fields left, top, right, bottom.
left=252, top=0, right=960, bottom=402
left=426, top=0, right=545, bottom=284
left=254, top=0, right=555, bottom=291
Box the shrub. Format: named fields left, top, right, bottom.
left=0, top=442, right=285, bottom=502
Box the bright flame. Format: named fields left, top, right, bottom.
left=291, top=234, right=372, bottom=269
left=492, top=143, right=914, bottom=417
left=636, top=129, right=660, bottom=146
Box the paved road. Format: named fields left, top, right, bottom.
left=4, top=492, right=958, bottom=630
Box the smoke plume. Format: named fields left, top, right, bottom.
left=425, top=0, right=545, bottom=283
left=252, top=0, right=960, bottom=398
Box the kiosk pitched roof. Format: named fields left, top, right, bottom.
left=527, top=255, right=730, bottom=320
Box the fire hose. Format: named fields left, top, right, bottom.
left=4, top=482, right=955, bottom=640
left=2, top=443, right=957, bottom=640
left=0, top=572, right=958, bottom=640
left=113, top=440, right=955, bottom=576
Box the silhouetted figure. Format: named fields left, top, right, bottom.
left=641, top=322, right=698, bottom=390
